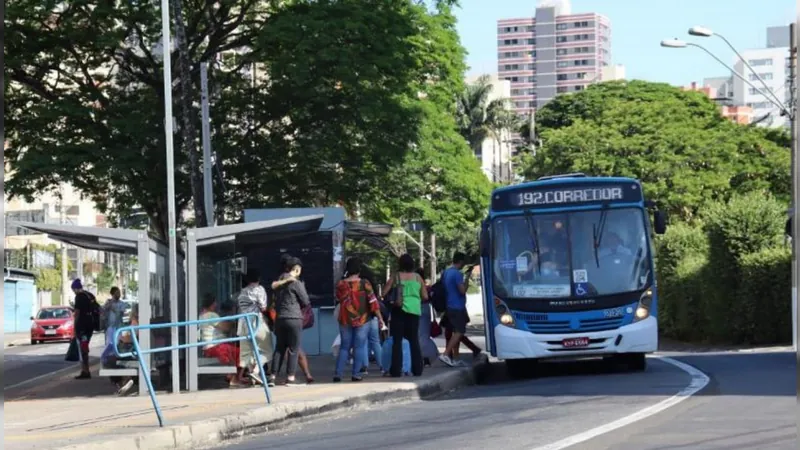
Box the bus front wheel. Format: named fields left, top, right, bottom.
left=616, top=353, right=646, bottom=372
left=506, top=358, right=538, bottom=379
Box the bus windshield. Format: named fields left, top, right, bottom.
left=492, top=208, right=651, bottom=299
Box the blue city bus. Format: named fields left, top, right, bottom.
left=478, top=173, right=667, bottom=376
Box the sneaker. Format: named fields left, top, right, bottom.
left=117, top=379, right=135, bottom=396
left=351, top=376, right=363, bottom=382
left=333, top=377, right=342, bottom=383
left=454, top=359, right=468, bottom=367
left=438, top=354, right=455, bottom=367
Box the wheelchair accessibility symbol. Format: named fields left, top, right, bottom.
left=575, top=282, right=589, bottom=296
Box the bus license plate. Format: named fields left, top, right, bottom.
left=562, top=337, right=590, bottom=348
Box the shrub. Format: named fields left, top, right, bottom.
left=733, top=247, right=792, bottom=345
left=658, top=252, right=709, bottom=342
left=655, top=223, right=710, bottom=340
left=701, top=192, right=785, bottom=341
left=655, top=221, right=708, bottom=277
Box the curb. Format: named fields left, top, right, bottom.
left=61, top=354, right=490, bottom=450
left=4, top=339, right=30, bottom=348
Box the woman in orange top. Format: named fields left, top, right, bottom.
left=334, top=257, right=385, bottom=382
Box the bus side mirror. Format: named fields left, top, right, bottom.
left=480, top=220, right=490, bottom=257
left=654, top=210, right=667, bottom=235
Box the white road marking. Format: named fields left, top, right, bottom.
left=530, top=355, right=710, bottom=450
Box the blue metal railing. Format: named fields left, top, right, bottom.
left=113, top=312, right=272, bottom=427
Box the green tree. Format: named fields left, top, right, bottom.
left=5, top=0, right=280, bottom=239
left=518, top=80, right=790, bottom=220
left=363, top=3, right=492, bottom=264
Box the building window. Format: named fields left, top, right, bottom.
left=502, top=39, right=520, bottom=46
left=529, top=51, right=536, bottom=57
left=525, top=26, right=535, bottom=32
left=557, top=61, right=569, bottom=68
left=747, top=101, right=771, bottom=109
left=556, top=23, right=568, bottom=30
left=503, top=26, right=519, bottom=33
left=557, top=49, right=568, bottom=55
left=748, top=87, right=763, bottom=95
left=574, top=85, right=584, bottom=91
left=526, top=38, right=536, bottom=45
left=748, top=58, right=773, bottom=66
left=505, top=76, right=519, bottom=82
left=574, top=59, right=589, bottom=66
left=503, top=64, right=520, bottom=71
left=574, top=34, right=592, bottom=41
left=576, top=72, right=588, bottom=79
left=557, top=74, right=568, bottom=81
left=526, top=63, right=535, bottom=70
left=749, top=72, right=773, bottom=81
left=557, top=36, right=568, bottom=43
left=527, top=76, right=537, bottom=83
left=557, top=86, right=568, bottom=93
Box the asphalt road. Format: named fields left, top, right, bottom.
left=220, top=350, right=794, bottom=450
left=3, top=333, right=104, bottom=391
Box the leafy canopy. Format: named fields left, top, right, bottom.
left=518, top=80, right=790, bottom=220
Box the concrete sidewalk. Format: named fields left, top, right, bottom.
left=4, top=332, right=31, bottom=348
left=4, top=351, right=489, bottom=450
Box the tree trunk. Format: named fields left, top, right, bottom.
left=169, top=0, right=207, bottom=227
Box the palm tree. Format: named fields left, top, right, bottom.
left=489, top=105, right=523, bottom=183
left=456, top=75, right=513, bottom=182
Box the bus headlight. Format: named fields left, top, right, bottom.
left=633, top=289, right=653, bottom=322
left=494, top=297, right=516, bottom=328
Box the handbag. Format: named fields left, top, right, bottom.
left=65, top=337, right=80, bottom=362
left=302, top=305, right=315, bottom=329
left=430, top=319, right=442, bottom=338
left=388, top=274, right=404, bottom=309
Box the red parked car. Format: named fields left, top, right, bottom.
left=30, top=306, right=75, bottom=345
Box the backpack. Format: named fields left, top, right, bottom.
left=86, top=292, right=102, bottom=332
left=430, top=275, right=448, bottom=314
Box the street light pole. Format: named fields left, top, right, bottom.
left=160, top=0, right=180, bottom=394
left=791, top=20, right=798, bottom=351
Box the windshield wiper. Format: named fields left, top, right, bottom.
left=524, top=209, right=542, bottom=274
left=592, top=205, right=610, bottom=268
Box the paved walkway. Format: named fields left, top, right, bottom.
left=4, top=350, right=479, bottom=450
left=4, top=333, right=31, bottom=348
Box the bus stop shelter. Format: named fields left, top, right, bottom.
left=185, top=215, right=326, bottom=391
left=14, top=222, right=184, bottom=396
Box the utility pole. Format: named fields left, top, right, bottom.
left=430, top=233, right=437, bottom=281
left=59, top=185, right=69, bottom=304
left=160, top=0, right=181, bottom=395
left=200, top=62, right=215, bottom=227
left=528, top=109, right=536, bottom=157
left=419, top=231, right=425, bottom=270
left=790, top=20, right=798, bottom=351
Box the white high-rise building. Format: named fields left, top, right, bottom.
left=730, top=26, right=791, bottom=128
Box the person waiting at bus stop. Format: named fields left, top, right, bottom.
left=334, top=257, right=384, bottom=382
left=382, top=253, right=426, bottom=378
left=439, top=252, right=479, bottom=367
left=236, top=269, right=273, bottom=386
left=269, top=256, right=311, bottom=386
left=271, top=254, right=315, bottom=384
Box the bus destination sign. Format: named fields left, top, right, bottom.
left=492, top=181, right=643, bottom=211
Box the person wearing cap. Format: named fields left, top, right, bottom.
left=71, top=279, right=98, bottom=379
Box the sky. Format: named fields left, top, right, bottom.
left=454, top=0, right=796, bottom=86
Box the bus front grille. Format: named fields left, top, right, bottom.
left=516, top=314, right=624, bottom=334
